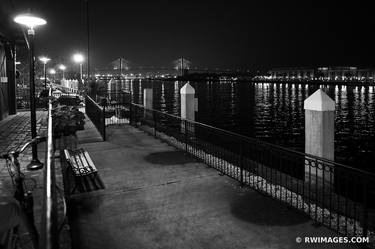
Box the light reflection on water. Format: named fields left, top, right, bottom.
left=109, top=79, right=375, bottom=170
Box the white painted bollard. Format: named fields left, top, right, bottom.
left=143, top=88, right=153, bottom=110
left=180, top=83, right=196, bottom=136
left=304, top=89, right=335, bottom=185
left=143, top=88, right=153, bottom=119
left=180, top=83, right=195, bottom=121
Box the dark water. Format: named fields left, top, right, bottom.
left=109, top=79, right=375, bottom=170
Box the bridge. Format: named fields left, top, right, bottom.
left=93, top=57, right=253, bottom=79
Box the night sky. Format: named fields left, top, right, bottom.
left=4, top=1, right=375, bottom=71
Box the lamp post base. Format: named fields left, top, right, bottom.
left=27, top=159, right=43, bottom=170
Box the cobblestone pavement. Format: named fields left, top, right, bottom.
left=0, top=111, right=48, bottom=196
left=0, top=110, right=71, bottom=249
left=0, top=111, right=47, bottom=155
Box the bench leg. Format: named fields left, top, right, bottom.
left=73, top=176, right=84, bottom=194
left=92, top=173, right=105, bottom=189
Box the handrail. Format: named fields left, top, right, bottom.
left=41, top=87, right=58, bottom=249
left=131, top=102, right=375, bottom=177
left=86, top=95, right=103, bottom=109
left=85, top=94, right=106, bottom=140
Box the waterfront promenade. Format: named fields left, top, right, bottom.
left=68, top=124, right=361, bottom=249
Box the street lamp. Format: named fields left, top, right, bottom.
left=73, top=53, right=84, bottom=89
left=59, top=64, right=66, bottom=80
left=39, top=56, right=50, bottom=92
left=49, top=69, right=56, bottom=83
left=14, top=14, right=46, bottom=170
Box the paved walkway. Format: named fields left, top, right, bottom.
left=0, top=110, right=71, bottom=248
left=0, top=111, right=47, bottom=197
left=0, top=111, right=47, bottom=153
left=69, top=125, right=360, bottom=249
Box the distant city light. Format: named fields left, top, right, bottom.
left=14, top=14, right=46, bottom=29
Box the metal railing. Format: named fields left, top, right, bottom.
left=88, top=90, right=132, bottom=126
left=90, top=90, right=131, bottom=105
left=129, top=103, right=375, bottom=243
left=41, top=87, right=58, bottom=249
left=85, top=95, right=106, bottom=140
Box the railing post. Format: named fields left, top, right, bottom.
left=185, top=119, right=188, bottom=152
left=153, top=111, right=157, bottom=138
left=240, top=139, right=244, bottom=185
left=136, top=105, right=139, bottom=127
left=102, top=103, right=106, bottom=141
left=129, top=102, right=133, bottom=125
left=362, top=176, right=368, bottom=237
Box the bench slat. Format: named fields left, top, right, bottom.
left=83, top=150, right=97, bottom=172
left=65, top=149, right=81, bottom=175
left=64, top=149, right=97, bottom=176
left=78, top=149, right=91, bottom=173
left=73, top=152, right=86, bottom=175
left=63, top=148, right=104, bottom=194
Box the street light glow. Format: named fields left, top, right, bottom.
left=59, top=64, right=66, bottom=70
left=73, top=53, right=84, bottom=63
left=39, top=56, right=50, bottom=64
left=49, top=69, right=56, bottom=74
left=13, top=14, right=46, bottom=29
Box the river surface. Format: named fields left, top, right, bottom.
left=108, top=79, right=375, bottom=171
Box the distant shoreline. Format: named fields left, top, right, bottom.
left=148, top=77, right=375, bottom=86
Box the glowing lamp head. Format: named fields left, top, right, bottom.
left=73, top=54, right=84, bottom=64
left=14, top=14, right=46, bottom=29
left=39, top=56, right=50, bottom=64
left=49, top=69, right=56, bottom=74
left=59, top=65, right=66, bottom=71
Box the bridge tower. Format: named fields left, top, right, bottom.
left=173, top=57, right=191, bottom=77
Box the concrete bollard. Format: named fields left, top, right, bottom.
left=143, top=88, right=153, bottom=110
left=304, top=89, right=335, bottom=186
left=180, top=83, right=195, bottom=121
left=180, top=83, right=196, bottom=135
left=143, top=88, right=153, bottom=120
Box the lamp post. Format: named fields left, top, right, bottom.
left=59, top=64, right=66, bottom=80
left=14, top=14, right=46, bottom=170
left=39, top=56, right=50, bottom=92
left=73, top=53, right=84, bottom=90
left=49, top=69, right=56, bottom=84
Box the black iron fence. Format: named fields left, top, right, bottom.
left=129, top=103, right=375, bottom=243
left=85, top=95, right=106, bottom=140
left=88, top=91, right=132, bottom=126
left=89, top=90, right=131, bottom=105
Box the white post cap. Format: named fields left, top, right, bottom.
left=304, top=89, right=335, bottom=111
left=180, top=82, right=195, bottom=94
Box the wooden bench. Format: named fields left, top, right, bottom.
left=64, top=148, right=105, bottom=194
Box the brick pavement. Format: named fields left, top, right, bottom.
left=0, top=110, right=71, bottom=248
left=0, top=111, right=47, bottom=155
left=0, top=110, right=48, bottom=196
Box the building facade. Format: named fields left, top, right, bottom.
left=0, top=38, right=16, bottom=121
left=268, top=67, right=375, bottom=83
